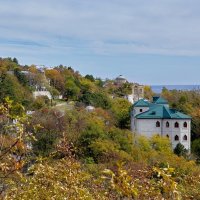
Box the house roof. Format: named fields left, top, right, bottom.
left=153, top=96, right=168, bottom=105
left=135, top=105, right=191, bottom=119
left=116, top=75, right=126, bottom=80
left=133, top=99, right=150, bottom=107
left=133, top=96, right=191, bottom=119
left=152, top=96, right=160, bottom=102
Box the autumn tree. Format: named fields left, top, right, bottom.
left=64, top=79, right=80, bottom=100
left=111, top=98, right=132, bottom=129
left=0, top=98, right=35, bottom=197
left=45, top=69, right=64, bottom=92
left=144, top=85, right=154, bottom=100
left=0, top=74, right=32, bottom=105
left=85, top=74, right=95, bottom=82
left=80, top=92, right=111, bottom=109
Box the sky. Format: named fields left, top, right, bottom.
left=1, top=0, right=200, bottom=85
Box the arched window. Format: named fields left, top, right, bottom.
left=183, top=122, right=187, bottom=128
left=175, top=135, right=179, bottom=141
left=166, top=134, right=169, bottom=138
left=166, top=121, right=169, bottom=128
left=183, top=135, right=187, bottom=141
left=174, top=122, right=179, bottom=128
left=156, top=121, right=160, bottom=127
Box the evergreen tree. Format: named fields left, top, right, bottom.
left=174, top=143, right=187, bottom=157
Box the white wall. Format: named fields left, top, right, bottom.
left=136, top=119, right=162, bottom=137
left=134, top=107, right=149, bottom=116
left=33, top=91, right=52, bottom=100
left=131, top=107, right=149, bottom=132
left=134, top=119, right=191, bottom=150
left=127, top=94, right=134, bottom=104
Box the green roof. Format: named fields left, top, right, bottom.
left=135, top=105, right=191, bottom=119
left=133, top=99, right=150, bottom=107
left=153, top=96, right=160, bottom=102
left=133, top=97, right=191, bottom=119
left=153, top=97, right=168, bottom=105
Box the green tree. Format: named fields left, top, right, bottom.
left=192, top=139, right=200, bottom=159
left=33, top=130, right=58, bottom=156
left=150, top=135, right=172, bottom=153
left=85, top=74, right=95, bottom=82
left=0, top=74, right=31, bottom=104
left=114, top=83, right=132, bottom=97
left=13, top=57, right=19, bottom=65
left=95, top=78, right=104, bottom=87
left=174, top=143, right=188, bottom=157
left=80, top=92, right=111, bottom=109
left=31, top=96, right=50, bottom=110
left=64, top=79, right=80, bottom=100
left=144, top=85, right=154, bottom=100
left=49, top=87, right=60, bottom=99
left=0, top=98, right=34, bottom=196
left=5, top=158, right=99, bottom=200
left=14, top=68, right=29, bottom=86
left=77, top=123, right=106, bottom=160
left=111, top=98, right=131, bottom=129
left=102, top=162, right=138, bottom=199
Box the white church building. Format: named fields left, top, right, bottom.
left=131, top=97, right=191, bottom=151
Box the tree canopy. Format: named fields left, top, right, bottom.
left=1, top=57, right=200, bottom=199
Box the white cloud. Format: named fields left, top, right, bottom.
left=1, top=0, right=200, bottom=59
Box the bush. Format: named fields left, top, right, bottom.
left=150, top=135, right=172, bottom=153
left=80, top=92, right=111, bottom=109
left=192, top=139, right=200, bottom=159
left=77, top=123, right=106, bottom=159
left=32, top=130, right=58, bottom=156
left=111, top=98, right=131, bottom=129
left=108, top=128, right=133, bottom=153
left=174, top=143, right=188, bottom=157
left=32, top=96, right=50, bottom=110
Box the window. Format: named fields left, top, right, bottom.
left=183, top=135, right=188, bottom=141
left=174, top=122, right=179, bottom=128
left=183, top=122, right=187, bottom=128
left=166, top=121, right=170, bottom=128
left=175, top=135, right=179, bottom=141
left=140, top=109, right=143, bottom=112
left=156, top=121, right=160, bottom=127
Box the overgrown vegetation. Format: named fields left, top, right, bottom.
left=1, top=57, right=200, bottom=199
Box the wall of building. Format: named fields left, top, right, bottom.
left=132, top=84, right=144, bottom=102
left=135, top=119, right=162, bottom=137
left=134, top=119, right=191, bottom=150
left=134, top=107, right=149, bottom=116
left=161, top=119, right=191, bottom=150
left=131, top=107, right=149, bottom=131
left=33, top=91, right=52, bottom=99
left=127, top=94, right=134, bottom=104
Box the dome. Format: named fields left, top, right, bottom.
left=116, top=75, right=126, bottom=80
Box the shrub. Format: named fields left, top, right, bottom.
left=192, top=138, right=200, bottom=159
left=80, top=92, right=111, bottom=109
left=174, top=143, right=188, bottom=157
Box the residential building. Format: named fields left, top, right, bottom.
left=131, top=97, right=191, bottom=151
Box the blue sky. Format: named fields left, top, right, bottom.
left=1, top=0, right=200, bottom=85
